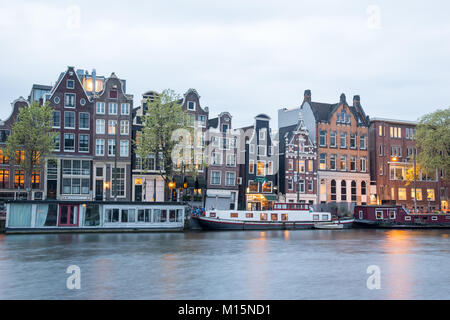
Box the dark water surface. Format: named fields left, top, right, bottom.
left=0, top=229, right=449, bottom=299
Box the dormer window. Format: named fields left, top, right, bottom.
left=259, top=130, right=266, bottom=140
left=66, top=80, right=75, bottom=89
left=221, top=124, right=229, bottom=133
left=187, top=101, right=195, bottom=111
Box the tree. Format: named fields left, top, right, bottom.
left=415, top=107, right=450, bottom=181
left=5, top=101, right=57, bottom=199
left=135, top=89, right=199, bottom=200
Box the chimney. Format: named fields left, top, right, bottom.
left=303, top=89, right=311, bottom=102
left=353, top=95, right=361, bottom=107
left=340, top=93, right=346, bottom=103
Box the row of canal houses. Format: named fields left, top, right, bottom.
left=0, top=66, right=448, bottom=213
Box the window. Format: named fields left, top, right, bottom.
left=64, top=111, right=75, bottom=128
left=96, top=102, right=105, bottom=114
left=361, top=181, right=366, bottom=195
left=64, top=93, right=75, bottom=108
left=137, top=209, right=152, bottom=222
left=79, top=113, right=90, bottom=129
left=350, top=133, right=356, bottom=149
left=340, top=132, right=347, bottom=148
left=271, top=214, right=278, bottom=221
left=225, top=172, right=236, bottom=186
left=411, top=188, right=422, bottom=201
left=341, top=180, right=347, bottom=201
left=120, top=120, right=129, bottom=135
left=109, top=103, right=118, bottom=115
left=351, top=181, right=357, bottom=202
left=319, top=130, right=327, bottom=146
left=96, top=139, right=105, bottom=156
left=308, top=180, right=313, bottom=192
left=330, top=131, right=337, bottom=147
left=121, top=209, right=136, bottom=223
left=319, top=154, right=326, bottom=170
left=360, top=157, right=367, bottom=172
left=330, top=155, right=336, bottom=170
left=259, top=130, right=266, bottom=140
left=121, top=103, right=130, bottom=115
left=249, top=160, right=254, bottom=174
left=0, top=169, right=9, bottom=188
left=257, top=145, right=266, bottom=156
left=376, top=210, right=383, bottom=220
left=66, top=79, right=75, bottom=89
left=340, top=156, right=347, bottom=171
left=111, top=168, right=125, bottom=197
left=226, top=154, right=236, bottom=166
left=378, top=125, right=383, bottom=136
left=199, top=115, right=206, bottom=126
left=0, top=150, right=9, bottom=164
left=109, top=90, right=118, bottom=99
left=262, top=181, right=272, bottom=193
left=256, top=161, right=265, bottom=176
left=15, top=150, right=25, bottom=165
left=260, top=213, right=268, bottom=221
left=14, top=170, right=24, bottom=188
left=308, top=160, right=313, bottom=172
left=379, top=145, right=383, bottom=156
left=211, top=152, right=222, bottom=166
left=187, top=101, right=195, bottom=110
left=53, top=111, right=60, bottom=128
left=249, top=144, right=255, bottom=154
left=267, top=161, right=273, bottom=175
left=120, top=140, right=129, bottom=157
left=390, top=165, right=406, bottom=180
left=79, top=134, right=89, bottom=152
left=108, top=139, right=116, bottom=156
left=287, top=179, right=293, bottom=190
left=211, top=171, right=221, bottom=185
left=398, top=188, right=407, bottom=200
left=331, top=180, right=336, bottom=200
left=298, top=160, right=305, bottom=172
left=298, top=180, right=305, bottom=193
left=248, top=180, right=258, bottom=192
left=350, top=156, right=356, bottom=171
left=222, top=124, right=229, bottom=133
left=96, top=119, right=105, bottom=134
left=64, top=133, right=75, bottom=151
left=360, top=135, right=367, bottom=150
left=427, top=189, right=435, bottom=201
left=108, top=120, right=117, bottom=135
left=379, top=164, right=383, bottom=176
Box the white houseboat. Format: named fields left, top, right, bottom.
left=5, top=200, right=187, bottom=234
left=193, top=202, right=353, bottom=230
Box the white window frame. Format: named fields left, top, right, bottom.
left=79, top=112, right=90, bottom=130
left=109, top=103, right=118, bottom=115
left=120, top=103, right=130, bottom=115
left=78, top=134, right=90, bottom=153
left=96, top=139, right=105, bottom=156
left=120, top=140, right=129, bottom=157
left=210, top=170, right=221, bottom=185
left=96, top=119, right=105, bottom=134
left=96, top=102, right=105, bottom=114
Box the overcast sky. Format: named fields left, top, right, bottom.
left=0, top=0, right=449, bottom=128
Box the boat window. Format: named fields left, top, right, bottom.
left=375, top=210, right=383, bottom=220
left=177, top=209, right=183, bottom=222
left=246, top=213, right=253, bottom=218
left=432, top=216, right=438, bottom=221
left=210, top=212, right=216, bottom=218
left=271, top=214, right=278, bottom=221
left=321, top=214, right=329, bottom=221
left=405, top=216, right=411, bottom=221
left=281, top=214, right=288, bottom=221
left=169, top=210, right=176, bottom=222
left=313, top=214, right=319, bottom=221
left=153, top=209, right=162, bottom=222
left=274, top=204, right=280, bottom=210
left=282, top=204, right=287, bottom=209
left=161, top=210, right=167, bottom=222
left=138, top=209, right=151, bottom=222
left=260, top=213, right=268, bottom=221
left=389, top=210, right=396, bottom=220
left=358, top=210, right=363, bottom=220
left=84, top=204, right=100, bottom=226
left=105, top=209, right=120, bottom=223
left=230, top=212, right=238, bottom=218
left=121, top=209, right=135, bottom=223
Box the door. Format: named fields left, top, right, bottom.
left=47, top=180, right=57, bottom=199
left=135, top=185, right=142, bottom=202
left=59, top=204, right=79, bottom=227
left=95, top=180, right=103, bottom=201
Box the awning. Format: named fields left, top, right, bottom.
left=186, top=176, right=195, bottom=188
left=196, top=176, right=207, bottom=188
left=173, top=176, right=183, bottom=187
left=264, top=195, right=278, bottom=201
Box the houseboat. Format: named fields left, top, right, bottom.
left=4, top=200, right=187, bottom=234
left=354, top=205, right=450, bottom=228
left=193, top=202, right=354, bottom=230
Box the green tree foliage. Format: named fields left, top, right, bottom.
left=134, top=89, right=190, bottom=183
left=4, top=101, right=57, bottom=198
left=415, top=107, right=450, bottom=181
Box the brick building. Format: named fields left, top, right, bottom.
left=369, top=118, right=446, bottom=212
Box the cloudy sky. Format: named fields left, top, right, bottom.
left=0, top=0, right=449, bottom=128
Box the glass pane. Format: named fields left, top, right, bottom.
left=60, top=206, right=68, bottom=224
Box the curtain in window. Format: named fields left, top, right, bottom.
left=8, top=204, right=32, bottom=227
left=35, top=204, right=49, bottom=227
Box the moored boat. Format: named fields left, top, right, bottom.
left=353, top=205, right=450, bottom=228
left=314, top=218, right=354, bottom=230
left=192, top=202, right=346, bottom=230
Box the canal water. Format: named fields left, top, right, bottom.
left=0, top=229, right=449, bottom=300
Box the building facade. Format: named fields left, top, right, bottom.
left=205, top=112, right=240, bottom=210
left=283, top=111, right=317, bottom=204
left=369, top=118, right=445, bottom=212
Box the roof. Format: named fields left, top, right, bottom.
left=309, top=102, right=336, bottom=122
left=208, top=117, right=219, bottom=129
left=370, top=117, right=418, bottom=125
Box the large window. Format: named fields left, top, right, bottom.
left=96, top=119, right=105, bottom=134
left=96, top=139, right=105, bottom=156
left=79, top=134, right=89, bottom=152
left=79, top=112, right=90, bottom=129
left=330, top=131, right=336, bottom=147
left=121, top=103, right=130, bottom=115
left=341, top=180, right=347, bottom=201
left=109, top=103, right=118, bottom=115
left=64, top=111, right=75, bottom=129
left=96, top=102, right=105, bottom=114
left=14, top=170, right=24, bottom=188
left=108, top=120, right=117, bottom=135
left=298, top=160, right=305, bottom=172
left=350, top=156, right=356, bottom=171
left=64, top=93, right=75, bottom=108
left=53, top=111, right=60, bottom=128
left=298, top=180, right=305, bottom=193
left=427, top=189, right=435, bottom=201
left=360, top=157, right=367, bottom=172
left=350, top=133, right=356, bottom=149
left=108, top=139, right=116, bottom=156
left=319, top=154, right=326, bottom=170
left=0, top=150, right=9, bottom=164
left=226, top=154, right=236, bottom=167
left=120, top=140, right=129, bottom=157
left=390, top=165, right=405, bottom=180
left=111, top=168, right=125, bottom=197
left=225, top=172, right=236, bottom=186
left=340, top=132, right=347, bottom=148
left=398, top=188, right=407, bottom=201
left=256, top=161, right=265, bottom=176
left=120, top=120, right=129, bottom=135
left=330, top=155, right=336, bottom=170
left=360, top=135, right=367, bottom=150
left=411, top=188, right=422, bottom=201
left=319, top=131, right=327, bottom=147
left=340, top=155, right=347, bottom=171
left=211, top=171, right=221, bottom=185
left=0, top=169, right=9, bottom=188
left=64, top=133, right=75, bottom=151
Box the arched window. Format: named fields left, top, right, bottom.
left=341, top=180, right=347, bottom=201
left=351, top=180, right=357, bottom=202
left=331, top=180, right=336, bottom=201
left=361, top=181, right=367, bottom=195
